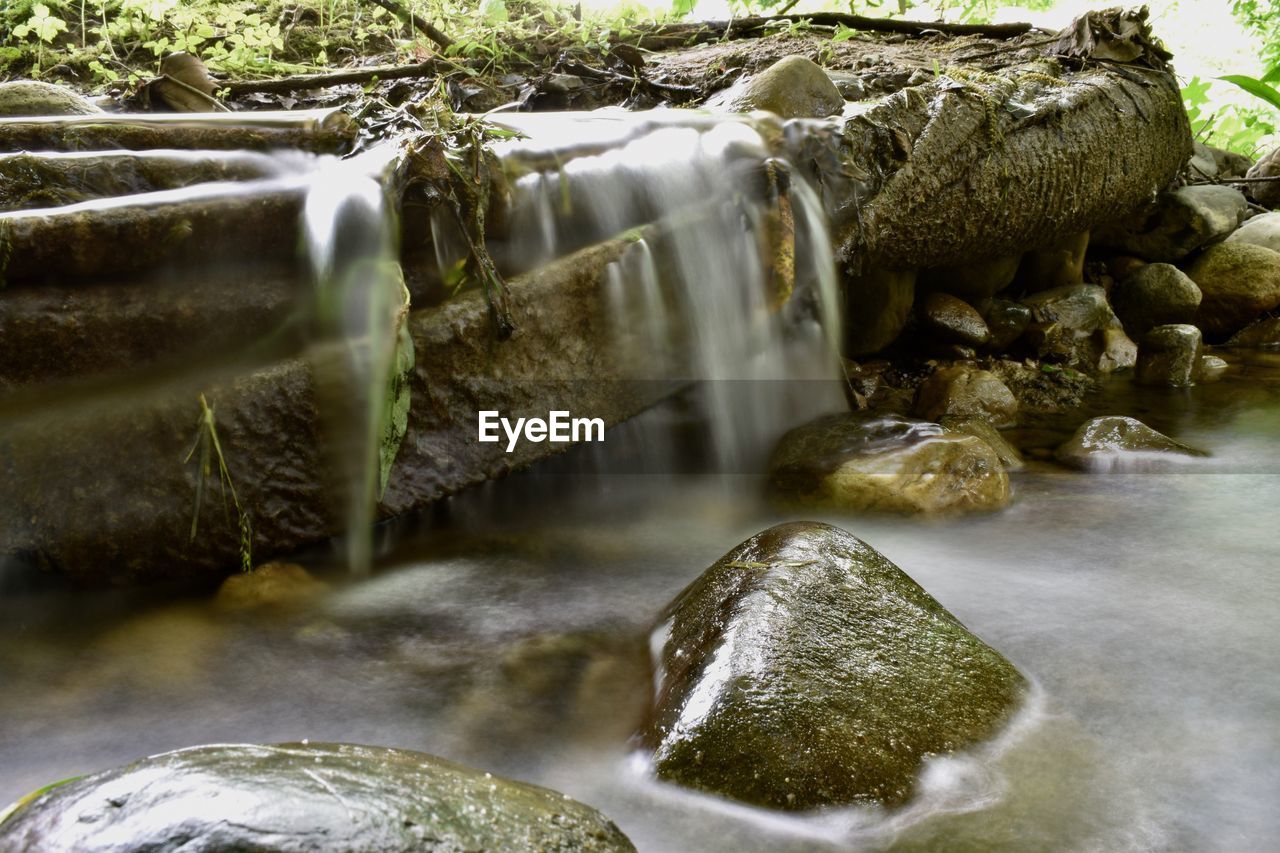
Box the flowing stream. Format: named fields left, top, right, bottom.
left=1, top=109, right=1279, bottom=851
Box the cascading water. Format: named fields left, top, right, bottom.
left=489, top=109, right=848, bottom=474
left=299, top=146, right=406, bottom=575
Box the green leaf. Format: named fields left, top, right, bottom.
left=1220, top=74, right=1280, bottom=111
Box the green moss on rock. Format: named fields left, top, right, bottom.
left=645, top=521, right=1026, bottom=810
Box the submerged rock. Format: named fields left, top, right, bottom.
left=1110, top=262, right=1202, bottom=339
left=769, top=413, right=1010, bottom=514
left=214, top=561, right=328, bottom=611
left=915, top=365, right=1018, bottom=427
left=0, top=743, right=635, bottom=852
left=728, top=55, right=843, bottom=119
left=1055, top=416, right=1206, bottom=470
left=1185, top=242, right=1280, bottom=337
left=0, top=80, right=102, bottom=117
left=645, top=521, right=1026, bottom=810
left=1095, top=185, right=1249, bottom=261
left=1134, top=324, right=1203, bottom=387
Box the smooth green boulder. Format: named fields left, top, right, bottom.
left=0, top=743, right=635, bottom=852
left=645, top=521, right=1026, bottom=810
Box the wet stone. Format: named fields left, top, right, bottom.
left=1055, top=416, right=1207, bottom=470
left=645, top=521, right=1026, bottom=810
left=919, top=291, right=991, bottom=347
left=914, top=365, right=1019, bottom=427
left=0, top=743, right=636, bottom=852
left=769, top=413, right=1011, bottom=514
left=1135, top=324, right=1204, bottom=387
left=983, top=298, right=1033, bottom=351
left=1226, top=317, right=1280, bottom=348
left=727, top=55, right=843, bottom=119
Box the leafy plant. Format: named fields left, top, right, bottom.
left=11, top=3, right=68, bottom=69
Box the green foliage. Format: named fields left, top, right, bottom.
left=1221, top=73, right=1280, bottom=110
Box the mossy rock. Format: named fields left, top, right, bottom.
left=1054, top=415, right=1206, bottom=470
left=0, top=743, right=635, bottom=851
left=727, top=55, right=843, bottom=119
left=0, top=80, right=101, bottom=117
left=645, top=521, right=1026, bottom=810
left=769, top=413, right=1011, bottom=514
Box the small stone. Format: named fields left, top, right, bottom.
left=1098, top=326, right=1138, bottom=373
left=769, top=413, right=1011, bottom=514
left=918, top=291, right=990, bottom=347
left=983, top=299, right=1033, bottom=351
left=1095, top=185, right=1250, bottom=261
left=1245, top=145, right=1280, bottom=208
left=1055, top=416, right=1206, bottom=470
left=1185, top=242, right=1280, bottom=337
left=1110, top=263, right=1202, bottom=338
left=1134, top=324, right=1203, bottom=387
left=1188, top=141, right=1252, bottom=181
left=915, top=365, right=1019, bottom=427
left=1226, top=211, right=1280, bottom=254
left=728, top=55, right=843, bottom=119
left=1196, top=354, right=1229, bottom=382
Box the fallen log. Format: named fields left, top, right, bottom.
left=0, top=178, right=310, bottom=285
left=0, top=236, right=673, bottom=585
left=0, top=149, right=299, bottom=212
left=0, top=108, right=356, bottom=154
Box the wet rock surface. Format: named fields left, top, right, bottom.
left=1226, top=211, right=1280, bottom=254
left=0, top=743, right=636, bottom=852
left=1055, top=416, right=1206, bottom=470
left=1226, top=317, right=1280, bottom=348
left=918, top=292, right=990, bottom=347
left=1020, top=284, right=1122, bottom=369
left=940, top=415, right=1025, bottom=471
left=1135, top=324, right=1204, bottom=387
left=645, top=521, right=1026, bottom=810
left=769, top=413, right=1011, bottom=514
left=915, top=365, right=1018, bottom=427
left=1186, top=242, right=1280, bottom=337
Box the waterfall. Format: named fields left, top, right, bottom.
left=490, top=109, right=847, bottom=473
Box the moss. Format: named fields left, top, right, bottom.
left=647, top=521, right=1026, bottom=810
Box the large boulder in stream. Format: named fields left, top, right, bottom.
left=0, top=743, right=635, bottom=852
left=769, top=413, right=1011, bottom=514
left=1185, top=242, right=1280, bottom=337
left=645, top=521, right=1026, bottom=810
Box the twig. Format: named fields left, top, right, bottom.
left=363, top=0, right=453, bottom=51
left=560, top=59, right=702, bottom=99
left=222, top=59, right=454, bottom=95
left=635, top=13, right=1033, bottom=48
